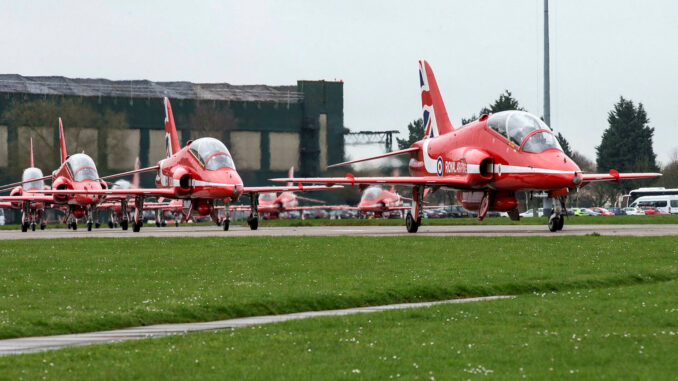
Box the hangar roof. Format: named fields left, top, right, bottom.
left=0, top=74, right=303, bottom=103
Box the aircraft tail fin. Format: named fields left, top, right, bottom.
left=132, top=157, right=140, bottom=188
left=286, top=167, right=294, bottom=187
left=163, top=97, right=181, bottom=158
left=29, top=138, right=34, bottom=167
left=419, top=60, right=454, bottom=138
left=58, top=117, right=67, bottom=164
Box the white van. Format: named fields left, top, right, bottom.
left=630, top=195, right=678, bottom=214
left=0, top=208, right=4, bottom=225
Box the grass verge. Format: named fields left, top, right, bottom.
left=1, top=280, right=676, bottom=379
left=0, top=236, right=677, bottom=339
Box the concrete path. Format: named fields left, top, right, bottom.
left=0, top=296, right=512, bottom=356
left=0, top=224, right=676, bottom=239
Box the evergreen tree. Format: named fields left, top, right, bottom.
left=555, top=132, right=573, bottom=157
left=461, top=90, right=525, bottom=125
left=596, top=97, right=659, bottom=193
left=396, top=118, right=424, bottom=150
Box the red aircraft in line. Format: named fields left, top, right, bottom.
left=0, top=139, right=54, bottom=231
left=272, top=60, right=662, bottom=232
left=42, top=97, right=340, bottom=232
left=228, top=168, right=332, bottom=219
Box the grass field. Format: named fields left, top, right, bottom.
left=1, top=280, right=676, bottom=379
left=1, top=213, right=677, bottom=230
left=1, top=236, right=677, bottom=341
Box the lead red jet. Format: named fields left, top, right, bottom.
left=42, top=97, right=340, bottom=232
left=272, top=60, right=662, bottom=232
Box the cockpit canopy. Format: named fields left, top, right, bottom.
left=112, top=179, right=131, bottom=190
left=189, top=138, right=236, bottom=171
left=486, top=111, right=562, bottom=153
left=67, top=153, right=99, bottom=182
left=260, top=192, right=276, bottom=201
left=362, top=186, right=382, bottom=201
left=22, top=167, right=44, bottom=191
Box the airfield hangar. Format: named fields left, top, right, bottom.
left=0, top=75, right=344, bottom=187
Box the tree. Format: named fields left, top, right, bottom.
left=555, top=132, right=573, bottom=158
left=461, top=90, right=525, bottom=125
left=661, top=150, right=678, bottom=188
left=596, top=97, right=659, bottom=194
left=396, top=118, right=424, bottom=150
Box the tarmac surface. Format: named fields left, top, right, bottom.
left=0, top=296, right=513, bottom=356
left=0, top=223, right=676, bottom=239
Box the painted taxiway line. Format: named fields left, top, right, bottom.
left=0, top=295, right=513, bottom=356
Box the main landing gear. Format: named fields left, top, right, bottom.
left=405, top=185, right=425, bottom=233
left=247, top=193, right=259, bottom=230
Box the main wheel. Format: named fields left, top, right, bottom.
left=21, top=223, right=28, bottom=232
left=71, top=222, right=78, bottom=231
left=175, top=221, right=179, bottom=227
left=108, top=221, right=114, bottom=229
left=95, top=222, right=101, bottom=229
left=248, top=217, right=259, bottom=230
left=406, top=212, right=419, bottom=233
left=548, top=215, right=559, bottom=232
left=31, top=223, right=36, bottom=231
left=223, top=220, right=230, bottom=231
left=161, top=221, right=166, bottom=227
left=133, top=221, right=141, bottom=232
left=40, top=223, right=46, bottom=230
left=121, top=220, right=129, bottom=231
left=87, top=222, right=93, bottom=231
left=557, top=215, right=565, bottom=231
left=155, top=221, right=160, bottom=227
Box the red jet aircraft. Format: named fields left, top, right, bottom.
left=0, top=139, right=54, bottom=231
left=6, top=120, right=109, bottom=231
left=272, top=60, right=662, bottom=232
left=42, top=98, right=340, bottom=232
left=229, top=168, right=331, bottom=219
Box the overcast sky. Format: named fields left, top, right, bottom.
left=2, top=0, right=676, bottom=165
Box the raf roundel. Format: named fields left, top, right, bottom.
left=436, top=156, right=444, bottom=176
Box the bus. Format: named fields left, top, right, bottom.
left=623, top=187, right=678, bottom=207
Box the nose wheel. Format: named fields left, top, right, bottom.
left=406, top=212, right=419, bottom=233
left=547, top=197, right=566, bottom=232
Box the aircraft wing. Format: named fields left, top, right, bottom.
left=269, top=175, right=470, bottom=188
left=242, top=185, right=343, bottom=193
left=580, top=170, right=662, bottom=184
left=35, top=188, right=178, bottom=197
left=0, top=202, right=13, bottom=208
left=0, top=195, right=54, bottom=202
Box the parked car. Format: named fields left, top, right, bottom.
left=446, top=205, right=470, bottom=218
left=588, top=207, right=614, bottom=216
left=622, top=207, right=645, bottom=216
left=607, top=207, right=626, bottom=216
left=584, top=208, right=602, bottom=216
left=641, top=207, right=668, bottom=215
left=570, top=208, right=588, bottom=216
left=519, top=208, right=544, bottom=217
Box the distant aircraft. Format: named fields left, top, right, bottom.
left=4, top=120, right=112, bottom=231
left=42, top=98, right=340, bottom=232
left=0, top=139, right=54, bottom=231
left=229, top=168, right=331, bottom=219
left=272, top=60, right=661, bottom=232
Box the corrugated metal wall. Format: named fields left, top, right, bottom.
left=0, top=80, right=343, bottom=188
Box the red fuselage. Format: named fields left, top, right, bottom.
left=257, top=192, right=297, bottom=214
left=407, top=114, right=581, bottom=212
left=155, top=144, right=243, bottom=201
left=357, top=187, right=403, bottom=213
